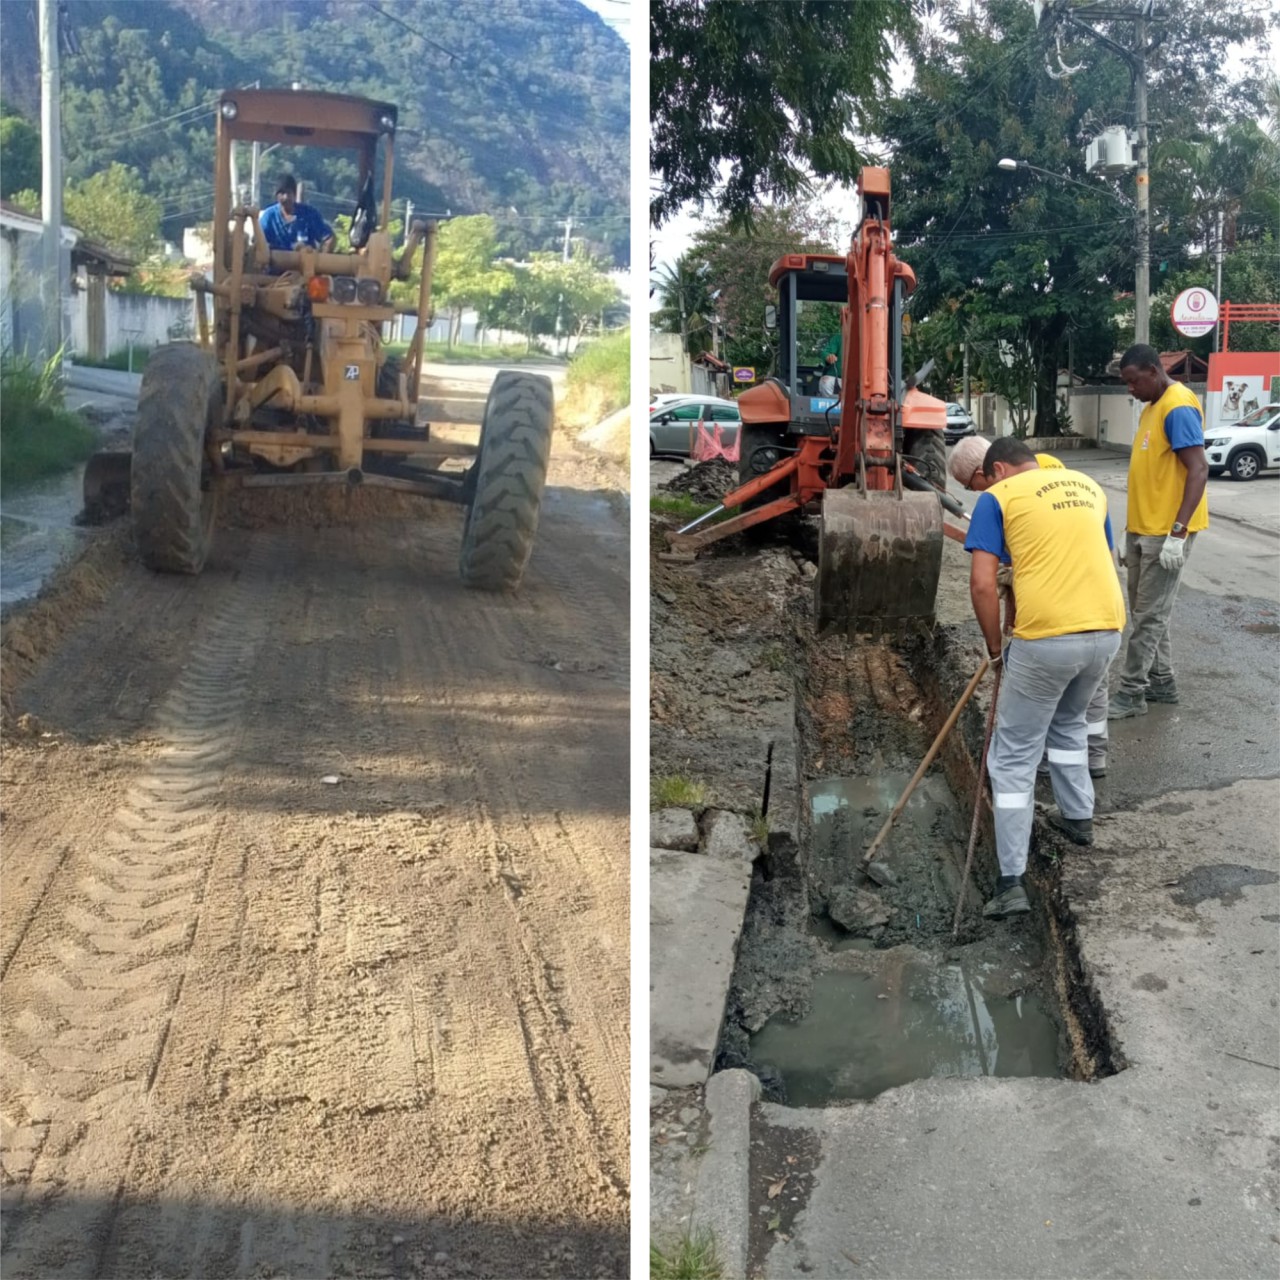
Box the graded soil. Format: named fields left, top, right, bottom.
left=2, top=373, right=630, bottom=1279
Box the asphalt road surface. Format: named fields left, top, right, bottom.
left=1, top=364, right=630, bottom=1279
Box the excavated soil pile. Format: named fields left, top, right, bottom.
left=658, top=459, right=736, bottom=504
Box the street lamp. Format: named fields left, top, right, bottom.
left=997, top=157, right=1146, bottom=344
left=996, top=157, right=1131, bottom=208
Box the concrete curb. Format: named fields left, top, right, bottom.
left=691, top=1068, right=760, bottom=1280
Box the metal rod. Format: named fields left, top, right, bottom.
left=675, top=504, right=725, bottom=536
left=862, top=657, right=990, bottom=867
left=953, top=664, right=1003, bottom=938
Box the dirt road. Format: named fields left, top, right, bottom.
left=1, top=366, right=629, bottom=1279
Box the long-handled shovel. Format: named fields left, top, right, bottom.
left=861, top=656, right=990, bottom=886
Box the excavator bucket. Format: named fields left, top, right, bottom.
left=816, top=487, right=944, bottom=636
left=82, top=450, right=132, bottom=522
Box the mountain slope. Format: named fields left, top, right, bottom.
left=0, top=0, right=629, bottom=264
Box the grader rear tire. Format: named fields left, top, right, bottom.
left=904, top=427, right=947, bottom=492
left=458, top=370, right=554, bottom=592
left=131, top=343, right=221, bottom=575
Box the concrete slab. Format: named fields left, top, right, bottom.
left=692, top=1070, right=760, bottom=1280
left=651, top=847, right=753, bottom=1087
left=755, top=777, right=1280, bottom=1279
left=703, top=808, right=756, bottom=860
left=651, top=807, right=699, bottom=851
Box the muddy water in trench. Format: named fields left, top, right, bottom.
left=740, top=724, right=1063, bottom=1105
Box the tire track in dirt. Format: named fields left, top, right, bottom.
left=1, top=542, right=280, bottom=1278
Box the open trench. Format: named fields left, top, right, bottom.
left=714, top=591, right=1124, bottom=1106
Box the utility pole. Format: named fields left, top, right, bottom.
left=1213, top=208, right=1225, bottom=353
left=39, top=0, right=64, bottom=364
left=962, top=338, right=971, bottom=412
left=1133, top=9, right=1150, bottom=346
left=1041, top=0, right=1157, bottom=347
left=561, top=215, right=574, bottom=262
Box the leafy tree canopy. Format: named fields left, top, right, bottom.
left=0, top=105, right=40, bottom=198
left=650, top=0, right=913, bottom=228
left=878, top=0, right=1276, bottom=428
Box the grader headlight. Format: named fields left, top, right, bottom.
left=331, top=276, right=358, bottom=304
left=356, top=278, right=383, bottom=306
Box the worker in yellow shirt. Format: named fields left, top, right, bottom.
left=963, top=438, right=1126, bottom=919
left=950, top=437, right=1112, bottom=779
left=1108, top=344, right=1209, bottom=719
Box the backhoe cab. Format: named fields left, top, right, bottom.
left=85, top=87, right=553, bottom=592
left=667, top=168, right=953, bottom=635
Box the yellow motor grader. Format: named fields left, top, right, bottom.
left=85, top=87, right=553, bottom=591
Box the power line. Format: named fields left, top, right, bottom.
left=359, top=1, right=466, bottom=65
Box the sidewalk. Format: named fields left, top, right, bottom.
left=706, top=776, right=1279, bottom=1280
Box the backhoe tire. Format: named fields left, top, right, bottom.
left=131, top=343, right=221, bottom=575
left=458, top=370, right=554, bottom=592
left=738, top=424, right=797, bottom=541
left=904, top=427, right=947, bottom=492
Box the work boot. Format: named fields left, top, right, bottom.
left=1049, top=812, right=1094, bottom=846
left=1088, top=753, right=1107, bottom=780
left=1145, top=679, right=1179, bottom=704
left=983, top=875, right=1031, bottom=919
left=1107, top=691, right=1148, bottom=720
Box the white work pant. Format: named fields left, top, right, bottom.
left=989, top=631, right=1122, bottom=878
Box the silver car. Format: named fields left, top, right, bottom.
left=649, top=396, right=741, bottom=456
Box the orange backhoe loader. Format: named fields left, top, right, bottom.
left=666, top=168, right=967, bottom=634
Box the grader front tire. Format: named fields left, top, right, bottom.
left=458, top=370, right=554, bottom=592
left=131, top=343, right=221, bottom=575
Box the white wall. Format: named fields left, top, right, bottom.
left=650, top=329, right=690, bottom=394
left=69, top=290, right=195, bottom=356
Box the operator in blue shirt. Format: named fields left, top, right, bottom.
left=259, top=174, right=334, bottom=253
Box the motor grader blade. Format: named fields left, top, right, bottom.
left=815, top=486, right=943, bottom=636
left=82, top=450, right=132, bottom=522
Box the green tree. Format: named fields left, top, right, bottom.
left=650, top=0, right=913, bottom=228
left=880, top=0, right=1271, bottom=433
left=0, top=109, right=40, bottom=199
left=685, top=201, right=843, bottom=371
left=432, top=215, right=509, bottom=347
left=651, top=254, right=714, bottom=359
left=62, top=163, right=162, bottom=260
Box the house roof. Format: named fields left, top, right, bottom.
left=72, top=238, right=136, bottom=276
left=1160, top=350, right=1208, bottom=382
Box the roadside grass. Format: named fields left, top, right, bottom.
left=1, top=351, right=98, bottom=491
left=652, top=774, right=706, bottom=809
left=382, top=339, right=541, bottom=364
left=760, top=643, right=787, bottom=671
left=565, top=327, right=629, bottom=417
left=74, top=346, right=153, bottom=374
left=650, top=1231, right=724, bottom=1280
left=750, top=810, right=770, bottom=845
left=650, top=494, right=725, bottom=521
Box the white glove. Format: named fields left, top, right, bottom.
left=1158, top=534, right=1187, bottom=572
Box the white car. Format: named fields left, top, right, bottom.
left=1205, top=403, right=1280, bottom=481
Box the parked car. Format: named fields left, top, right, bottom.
left=944, top=402, right=977, bottom=444
left=1205, top=403, right=1280, bottom=481
left=649, top=395, right=741, bottom=456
